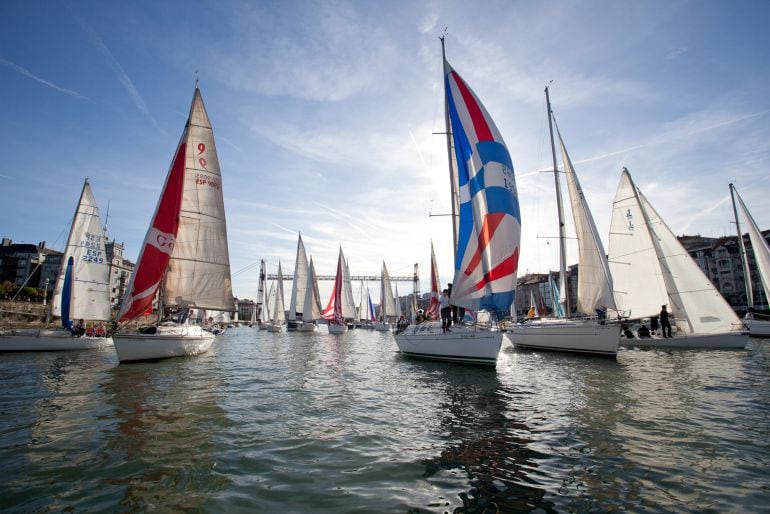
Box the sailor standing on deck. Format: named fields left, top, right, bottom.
left=660, top=305, right=672, bottom=338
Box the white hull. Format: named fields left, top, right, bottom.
left=328, top=323, right=347, bottom=334
left=744, top=318, right=770, bottom=338
left=621, top=330, right=749, bottom=349
left=295, top=321, right=318, bottom=332
left=509, top=319, right=620, bottom=356
left=113, top=324, right=215, bottom=362
left=267, top=324, right=283, bottom=333
left=394, top=322, right=503, bottom=366
left=0, top=329, right=112, bottom=351
left=373, top=322, right=391, bottom=332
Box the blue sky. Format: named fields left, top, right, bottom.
left=2, top=0, right=770, bottom=304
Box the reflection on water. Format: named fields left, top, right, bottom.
left=0, top=331, right=768, bottom=513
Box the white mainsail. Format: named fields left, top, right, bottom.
left=272, top=263, right=286, bottom=325
left=163, top=88, right=234, bottom=312
left=51, top=179, right=111, bottom=321
left=357, top=280, right=369, bottom=321
left=264, top=281, right=275, bottom=324
left=301, top=257, right=323, bottom=322
left=394, top=284, right=402, bottom=318
left=379, top=261, right=397, bottom=320
left=288, top=234, right=309, bottom=321
left=608, top=169, right=670, bottom=318
left=559, top=131, right=615, bottom=315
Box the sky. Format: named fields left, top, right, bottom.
left=2, top=0, right=770, bottom=305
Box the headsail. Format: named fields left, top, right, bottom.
left=51, top=180, right=111, bottom=322
left=288, top=234, right=309, bottom=321
left=379, top=261, right=397, bottom=320
left=272, top=263, right=286, bottom=325
left=426, top=241, right=440, bottom=320
left=302, top=257, right=323, bottom=322
left=118, top=125, right=187, bottom=322
left=558, top=129, right=616, bottom=315
left=163, top=87, right=234, bottom=313
left=322, top=247, right=346, bottom=324
left=732, top=185, right=770, bottom=303
left=443, top=59, right=521, bottom=313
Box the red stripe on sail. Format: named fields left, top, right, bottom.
left=322, top=253, right=344, bottom=324
left=463, top=213, right=505, bottom=276
left=119, top=141, right=187, bottom=322
left=469, top=249, right=519, bottom=293
left=450, top=71, right=494, bottom=142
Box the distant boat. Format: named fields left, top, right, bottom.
left=258, top=260, right=270, bottom=330
left=509, top=88, right=620, bottom=357
left=373, top=261, right=396, bottom=331
left=112, top=84, right=235, bottom=362
left=424, top=241, right=440, bottom=321
left=287, top=234, right=309, bottom=331
left=267, top=263, right=286, bottom=333
left=0, top=179, right=113, bottom=351
left=353, top=280, right=375, bottom=329
left=730, top=183, right=770, bottom=337
left=323, top=247, right=355, bottom=334
left=296, top=257, right=322, bottom=332
left=608, top=168, right=748, bottom=348
left=394, top=38, right=521, bottom=366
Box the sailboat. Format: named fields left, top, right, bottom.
left=425, top=241, right=441, bottom=321
left=374, top=261, right=396, bottom=331
left=354, top=280, right=375, bottom=329
left=729, top=183, right=770, bottom=337
left=607, top=168, right=748, bottom=348
left=260, top=280, right=274, bottom=330
left=257, top=259, right=269, bottom=329
left=267, top=263, right=286, bottom=333
left=322, top=247, right=348, bottom=334
left=287, top=234, right=308, bottom=331
left=509, top=88, right=621, bottom=356
left=393, top=38, right=521, bottom=366
left=0, top=179, right=113, bottom=351
left=113, top=84, right=235, bottom=362
left=296, top=257, right=322, bottom=332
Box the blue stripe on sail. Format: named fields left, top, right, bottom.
left=483, top=188, right=521, bottom=221
left=477, top=141, right=513, bottom=171
left=478, top=290, right=516, bottom=313
left=60, top=256, right=74, bottom=329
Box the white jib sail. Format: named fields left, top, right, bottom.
left=288, top=234, right=309, bottom=321
left=163, top=87, right=234, bottom=312
left=51, top=180, right=111, bottom=321
left=301, top=257, right=323, bottom=322
left=272, top=263, right=286, bottom=324
left=638, top=189, right=741, bottom=334
left=735, top=189, right=770, bottom=301
left=341, top=255, right=357, bottom=319
left=380, top=261, right=397, bottom=319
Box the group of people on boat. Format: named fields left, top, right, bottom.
left=624, top=305, right=674, bottom=339
left=70, top=319, right=107, bottom=338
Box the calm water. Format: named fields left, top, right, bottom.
left=1, top=329, right=768, bottom=513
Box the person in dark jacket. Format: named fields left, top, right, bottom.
left=660, top=305, right=672, bottom=338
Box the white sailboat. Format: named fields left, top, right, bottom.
left=296, top=257, right=322, bottom=332
left=608, top=168, right=748, bottom=348
left=509, top=88, right=620, bottom=356
left=113, top=84, right=235, bottom=361
left=394, top=38, right=521, bottom=366
left=374, top=261, right=396, bottom=331
left=287, top=234, right=309, bottom=331
left=729, top=183, right=770, bottom=337
left=0, top=179, right=113, bottom=351
left=261, top=280, right=274, bottom=330
left=354, top=280, right=375, bottom=329
left=267, top=263, right=286, bottom=333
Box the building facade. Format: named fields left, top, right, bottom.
left=0, top=238, right=62, bottom=291
left=105, top=240, right=135, bottom=312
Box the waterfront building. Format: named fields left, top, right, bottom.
left=105, top=240, right=134, bottom=313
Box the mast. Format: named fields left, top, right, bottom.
left=730, top=183, right=754, bottom=309
left=440, top=35, right=460, bottom=262
left=545, top=86, right=570, bottom=316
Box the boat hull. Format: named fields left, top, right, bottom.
left=0, top=329, right=112, bottom=351
left=295, top=321, right=317, bottom=332
left=509, top=320, right=620, bottom=356
left=328, top=323, right=347, bottom=334
left=743, top=318, right=770, bottom=338
left=621, top=330, right=749, bottom=349
left=267, top=324, right=282, bottom=333
left=113, top=325, right=215, bottom=362
left=394, top=322, right=502, bottom=366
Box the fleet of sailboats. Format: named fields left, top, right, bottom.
left=729, top=183, right=770, bottom=337
left=112, top=84, right=235, bottom=362
left=0, top=179, right=113, bottom=351
left=508, top=88, right=621, bottom=357
left=608, top=168, right=748, bottom=348
left=393, top=38, right=521, bottom=366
